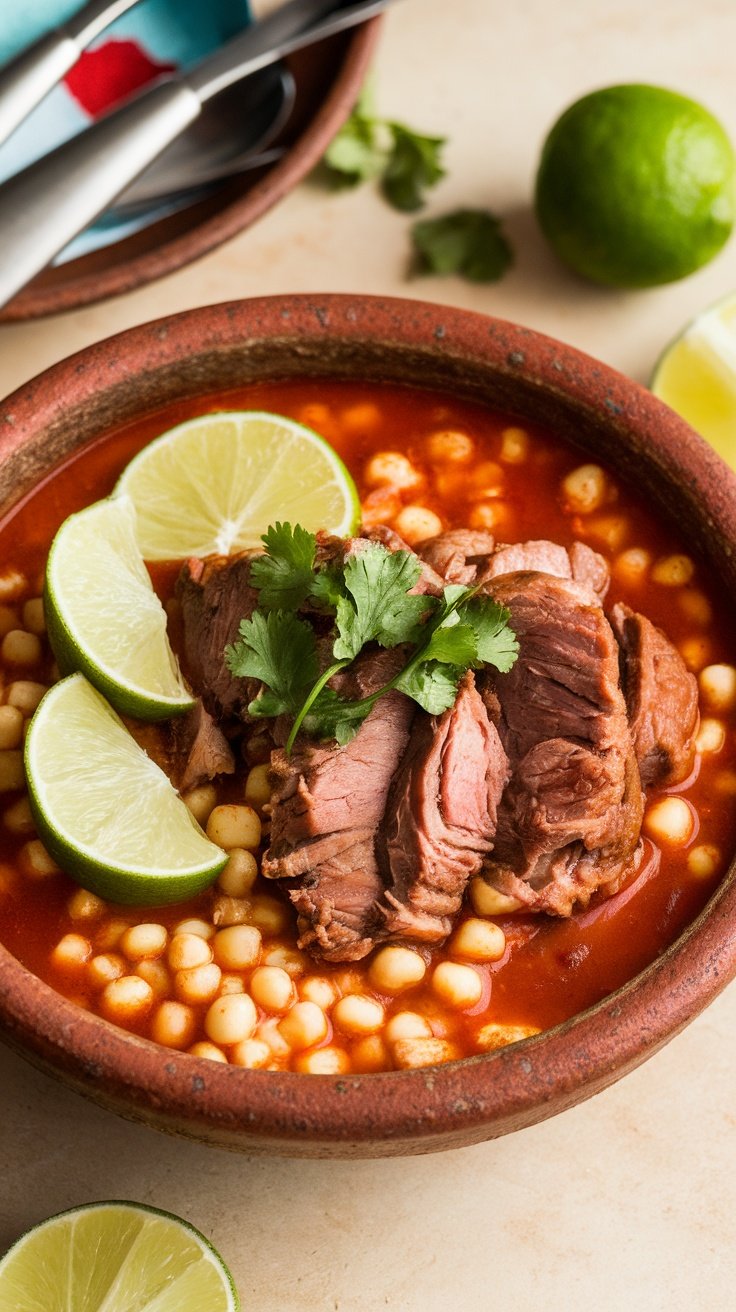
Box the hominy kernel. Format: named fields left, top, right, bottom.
left=174, top=962, right=222, bottom=1005
left=3, top=794, right=35, bottom=836
left=1, top=630, right=41, bottom=667
left=469, top=502, right=508, bottom=532
left=333, top=968, right=362, bottom=996
left=298, top=403, right=334, bottom=436
left=699, top=664, right=736, bottom=712
left=135, top=959, right=171, bottom=999
left=500, top=426, right=530, bottom=463
left=583, top=514, right=629, bottom=552
left=256, top=1018, right=292, bottom=1058
left=206, top=804, right=261, bottom=851
left=613, top=548, right=651, bottom=585
left=101, top=975, right=154, bottom=1021
left=433, top=469, right=466, bottom=501
left=278, top=1001, right=328, bottom=1051
left=151, top=1000, right=196, bottom=1049
left=678, top=589, right=712, bottom=625
left=205, top=992, right=257, bottom=1046
left=121, top=923, right=167, bottom=961
left=294, top=1046, right=351, bottom=1075
left=249, top=895, right=289, bottom=936
left=469, top=878, right=521, bottom=917
left=368, top=945, right=426, bottom=993
left=332, top=994, right=385, bottom=1036
left=695, top=719, right=725, bottom=754
left=679, top=636, right=712, bottom=672
left=644, top=797, right=694, bottom=846
left=230, top=1038, right=271, bottom=1068
left=217, top=848, right=259, bottom=898
left=213, top=924, right=262, bottom=971
left=244, top=763, right=272, bottom=812
left=475, top=1022, right=540, bottom=1051
left=167, top=932, right=213, bottom=971
left=652, top=554, right=695, bottom=587
left=67, top=888, right=105, bottom=921
left=51, top=933, right=92, bottom=970
left=261, top=945, right=308, bottom=977
left=561, top=464, right=607, bottom=514
left=687, top=844, right=721, bottom=879
left=249, top=965, right=294, bottom=1013
left=364, top=451, right=421, bottom=491
left=0, top=705, right=23, bottom=750
left=450, top=918, right=506, bottom=963
left=431, top=961, right=483, bottom=1009
left=0, top=749, right=25, bottom=792
left=426, top=429, right=475, bottom=464
left=212, top=895, right=251, bottom=927
left=173, top=917, right=214, bottom=940
left=384, top=1011, right=433, bottom=1043
left=360, top=487, right=402, bottom=528
left=20, top=839, right=59, bottom=878
left=299, top=976, right=339, bottom=1010
left=183, top=784, right=217, bottom=826
left=470, top=460, right=505, bottom=495
left=340, top=402, right=382, bottom=434
left=87, top=953, right=125, bottom=989
left=392, top=1037, right=459, bottom=1069
left=219, top=974, right=245, bottom=996
left=351, top=1034, right=391, bottom=1072
left=393, top=505, right=443, bottom=545
left=0, top=572, right=26, bottom=603
left=189, top=1041, right=228, bottom=1064
left=6, top=681, right=48, bottom=716
left=21, top=599, right=45, bottom=635
left=94, top=918, right=129, bottom=951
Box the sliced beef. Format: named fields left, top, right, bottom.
left=487, top=539, right=609, bottom=599
left=262, top=650, right=414, bottom=961
left=480, top=572, right=643, bottom=915
left=416, top=530, right=496, bottom=586
left=176, top=553, right=260, bottom=723
left=168, top=701, right=235, bottom=794
left=610, top=602, right=698, bottom=787
left=357, top=525, right=445, bottom=595
left=377, top=673, right=508, bottom=942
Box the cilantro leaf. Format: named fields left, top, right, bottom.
left=310, top=564, right=346, bottom=611
left=332, top=545, right=430, bottom=661
left=225, top=610, right=318, bottom=718
left=419, top=621, right=479, bottom=667
left=323, top=84, right=389, bottom=187
left=304, top=688, right=374, bottom=746
left=382, top=124, right=446, bottom=212
left=249, top=523, right=316, bottom=611
left=412, top=209, right=513, bottom=283
left=394, top=660, right=464, bottom=716
left=459, top=597, right=520, bottom=671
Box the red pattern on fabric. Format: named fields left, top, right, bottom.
left=64, top=40, right=177, bottom=117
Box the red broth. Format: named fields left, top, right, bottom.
left=0, top=378, right=733, bottom=1071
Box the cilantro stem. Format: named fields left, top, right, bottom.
left=286, top=658, right=352, bottom=756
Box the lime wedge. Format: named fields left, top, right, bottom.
left=0, top=1200, right=239, bottom=1312
left=114, top=410, right=361, bottom=560
left=25, top=675, right=226, bottom=905
left=45, top=496, right=194, bottom=722
left=651, top=292, right=736, bottom=467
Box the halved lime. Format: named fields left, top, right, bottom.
left=114, top=410, right=361, bottom=560
left=651, top=292, right=736, bottom=467
left=0, top=1200, right=239, bottom=1312
left=45, top=496, right=194, bottom=722
left=25, top=675, right=226, bottom=905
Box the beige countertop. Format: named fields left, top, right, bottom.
left=1, top=2, right=735, bottom=1307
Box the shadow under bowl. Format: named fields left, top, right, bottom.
left=0, top=293, right=735, bottom=1157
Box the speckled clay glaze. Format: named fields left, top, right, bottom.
left=0, top=294, right=734, bottom=1157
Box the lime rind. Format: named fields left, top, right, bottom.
left=44, top=496, right=194, bottom=723
left=114, top=410, right=361, bottom=560
left=25, top=675, right=226, bottom=906
left=0, top=1200, right=239, bottom=1312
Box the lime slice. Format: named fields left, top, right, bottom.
left=651, top=292, right=736, bottom=467
left=114, top=410, right=361, bottom=560
left=0, top=1200, right=239, bottom=1312
left=45, top=496, right=194, bottom=722
left=25, top=674, right=226, bottom=905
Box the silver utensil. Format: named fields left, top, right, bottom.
left=0, top=0, right=145, bottom=147
left=0, top=0, right=395, bottom=307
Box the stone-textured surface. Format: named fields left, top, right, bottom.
left=1, top=0, right=736, bottom=1304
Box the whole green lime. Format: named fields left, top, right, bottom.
left=534, top=84, right=736, bottom=288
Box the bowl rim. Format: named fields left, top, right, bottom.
left=1, top=291, right=735, bottom=1151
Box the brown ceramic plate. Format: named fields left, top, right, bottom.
left=0, top=24, right=380, bottom=324
left=1, top=294, right=735, bottom=1157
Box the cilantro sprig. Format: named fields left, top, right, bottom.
left=225, top=524, right=518, bottom=753
left=324, top=85, right=446, bottom=213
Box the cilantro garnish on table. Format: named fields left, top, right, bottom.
left=225, top=524, right=518, bottom=754
left=323, top=84, right=446, bottom=212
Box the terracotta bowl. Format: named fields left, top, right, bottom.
left=1, top=294, right=735, bottom=1158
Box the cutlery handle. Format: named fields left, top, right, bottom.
left=0, top=79, right=201, bottom=308
left=0, top=30, right=79, bottom=145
